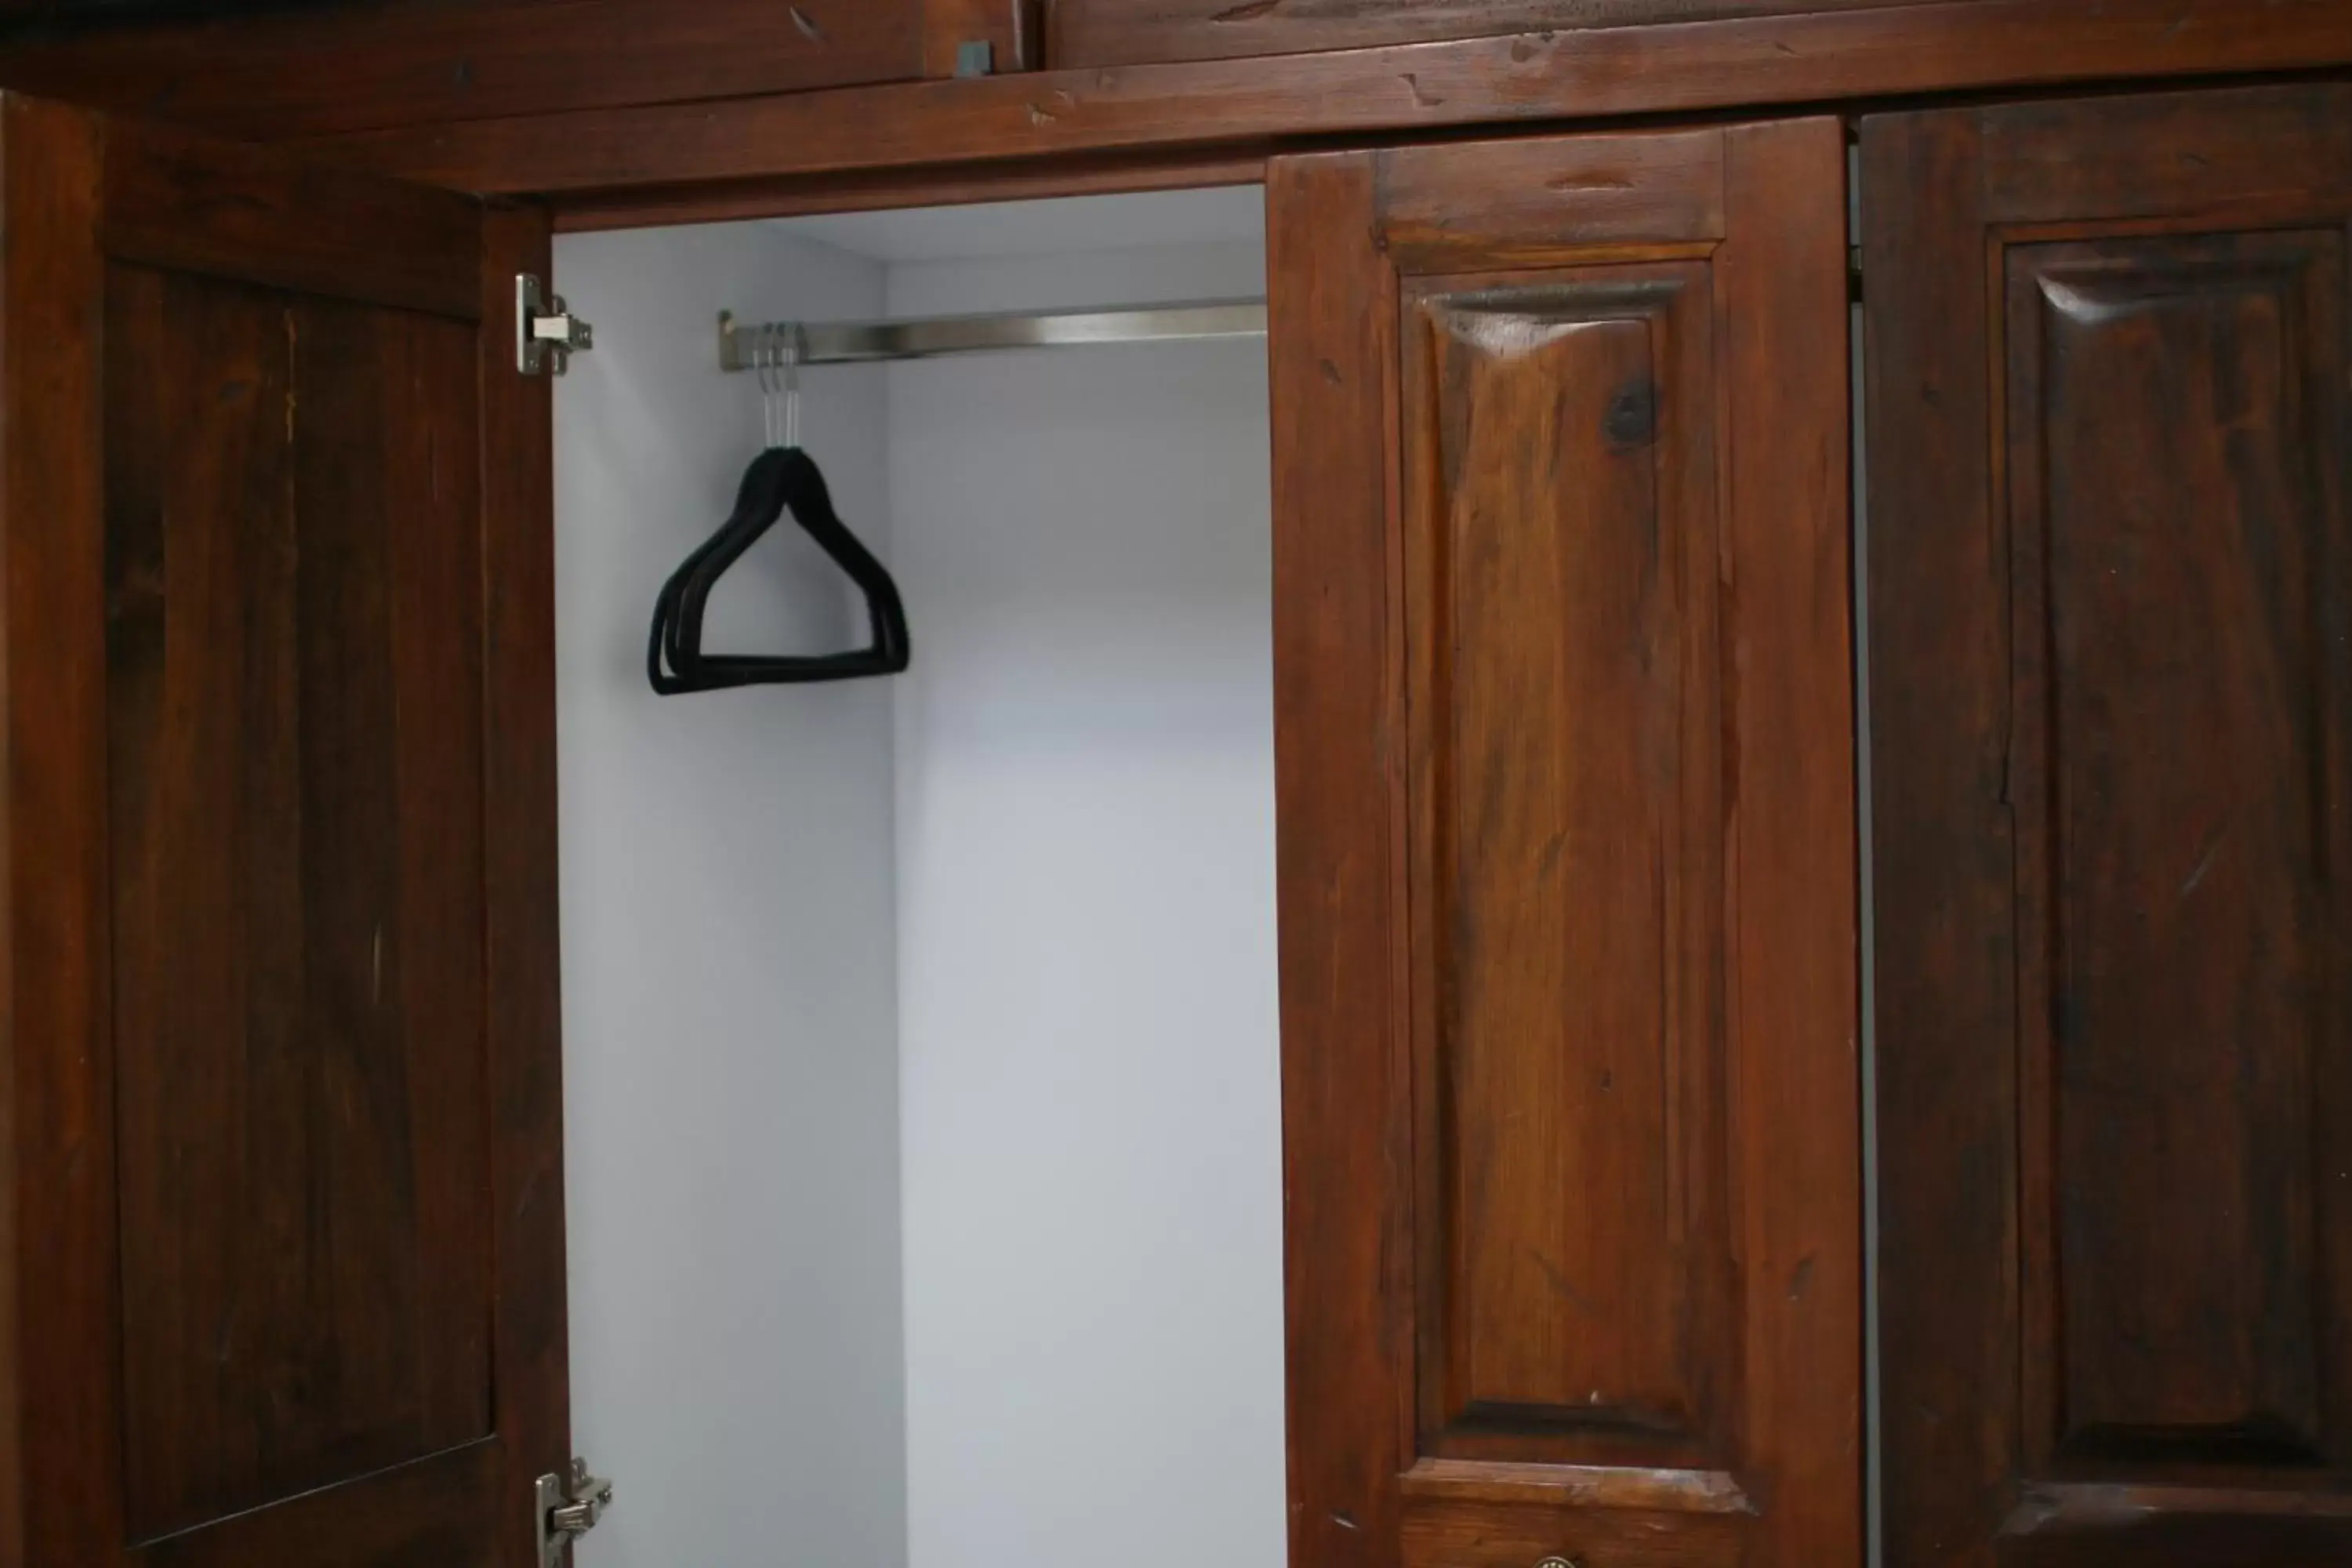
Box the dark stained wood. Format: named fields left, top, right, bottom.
left=549, top=148, right=1265, bottom=233
left=0, top=92, right=567, bottom=1568
left=1980, top=82, right=2352, bottom=225
left=477, top=198, right=573, bottom=1568
left=301, top=0, right=2352, bottom=198
left=0, top=2, right=336, bottom=24
left=2020, top=229, right=2337, bottom=1466
left=1857, top=100, right=2010, bottom=1568
left=1269, top=147, right=1408, bottom=1568
left=1048, top=0, right=1925, bottom=67
left=1376, top=129, right=1722, bottom=267
left=106, top=261, right=495, bottom=1544
left=1276, top=117, right=1857, bottom=1568
left=1399, top=1492, right=1744, bottom=1568
left=1712, top=112, right=1858, bottom=1568
left=1866, top=79, right=2352, bottom=1568
left=103, top=121, right=481, bottom=332
left=1399, top=1457, right=1755, bottom=1511
left=137, top=1443, right=502, bottom=1568
left=0, top=92, right=116, bottom=1568
left=0, top=0, right=929, bottom=141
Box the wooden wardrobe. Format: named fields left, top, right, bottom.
left=0, top=4, right=2342, bottom=1567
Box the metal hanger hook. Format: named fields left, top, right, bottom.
left=750, top=325, right=771, bottom=445
left=782, top=330, right=802, bottom=450
left=761, top=325, right=784, bottom=448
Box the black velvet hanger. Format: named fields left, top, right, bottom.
left=648, top=445, right=912, bottom=695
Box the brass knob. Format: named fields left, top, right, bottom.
left=1534, top=1558, right=1584, bottom=1568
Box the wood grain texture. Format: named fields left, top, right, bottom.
left=1, top=93, right=567, bottom=1568
left=1399, top=1492, right=1744, bottom=1568
left=1277, top=118, right=1857, bottom=1568
left=549, top=148, right=1265, bottom=232
left=0, top=0, right=927, bottom=140
left=1376, top=129, right=1723, bottom=270
left=1980, top=82, right=2352, bottom=227
left=1047, top=0, right=1926, bottom=67
left=1857, top=100, right=2013, bottom=1568
left=1405, top=259, right=1733, bottom=1469
left=103, top=118, right=481, bottom=318
left=1400, top=1457, right=1754, bottom=1512
left=2013, top=231, right=2339, bottom=1465
left=301, top=0, right=2352, bottom=198
left=0, top=93, right=116, bottom=1568
left=1714, top=112, right=1857, bottom=1568
left=105, top=262, right=494, bottom=1544
left=1866, top=80, right=2352, bottom=1568
left=478, top=198, right=572, bottom=1568
left=1269, top=148, right=1409, bottom=1568
left=135, top=1441, right=500, bottom=1568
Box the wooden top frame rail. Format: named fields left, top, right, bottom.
left=298, top=0, right=2352, bottom=209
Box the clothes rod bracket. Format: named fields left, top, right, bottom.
left=719, top=299, right=1267, bottom=370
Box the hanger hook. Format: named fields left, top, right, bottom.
left=750, top=324, right=771, bottom=445
left=783, top=329, right=802, bottom=451
left=768, top=325, right=787, bottom=448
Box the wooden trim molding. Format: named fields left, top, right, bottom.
left=302, top=0, right=2352, bottom=200
left=0, top=0, right=931, bottom=142
left=549, top=148, right=1265, bottom=234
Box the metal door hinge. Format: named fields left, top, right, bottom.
left=536, top=1458, right=613, bottom=1566
left=517, top=274, right=594, bottom=376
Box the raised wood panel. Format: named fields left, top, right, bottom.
left=1405, top=264, right=1731, bottom=1466
left=1, top=96, right=565, bottom=1566
left=1867, top=81, right=2352, bottom=1568
left=1047, top=0, right=1926, bottom=67
left=1276, top=117, right=1855, bottom=1568
left=2013, top=233, right=2343, bottom=1470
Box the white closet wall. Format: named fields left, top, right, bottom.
left=882, top=228, right=1282, bottom=1568
left=553, top=223, right=906, bottom=1568
left=552, top=187, right=1281, bottom=1568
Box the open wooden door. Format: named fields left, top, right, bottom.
left=1270, top=121, right=1860, bottom=1568
left=0, top=95, right=572, bottom=1567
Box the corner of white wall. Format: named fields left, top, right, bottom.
left=552, top=220, right=909, bottom=1568
left=883, top=232, right=1286, bottom=1568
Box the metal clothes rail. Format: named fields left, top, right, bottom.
left=717, top=298, right=1268, bottom=370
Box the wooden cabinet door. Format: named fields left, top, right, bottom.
left=1271, top=120, right=1859, bottom=1568
left=1865, top=81, right=2352, bottom=1568
left=0, top=95, right=567, bottom=1567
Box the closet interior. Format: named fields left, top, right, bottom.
left=547, top=185, right=1285, bottom=1568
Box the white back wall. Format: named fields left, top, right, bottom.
left=884, top=231, right=1283, bottom=1568
left=553, top=221, right=907, bottom=1568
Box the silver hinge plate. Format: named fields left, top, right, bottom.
left=536, top=1458, right=614, bottom=1566
left=517, top=274, right=595, bottom=376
